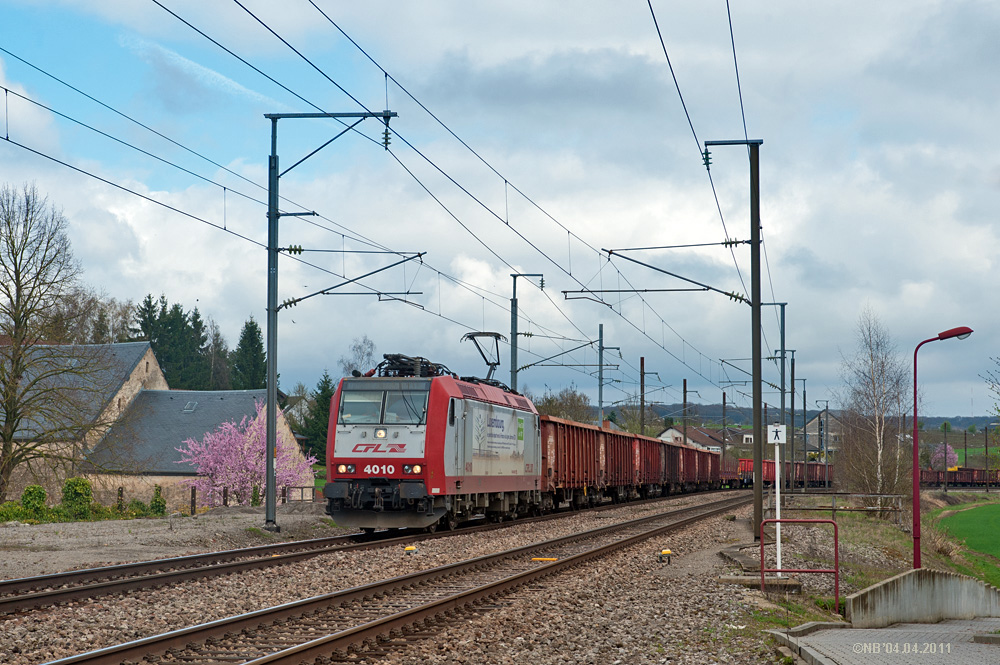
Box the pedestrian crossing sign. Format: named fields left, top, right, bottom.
left=768, top=424, right=786, bottom=444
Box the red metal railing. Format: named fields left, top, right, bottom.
left=760, top=518, right=839, bottom=612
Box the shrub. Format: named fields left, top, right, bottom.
left=0, top=501, right=30, bottom=523
left=61, top=477, right=94, bottom=519
left=126, top=499, right=150, bottom=516
left=150, top=485, right=167, bottom=516
left=21, top=485, right=47, bottom=514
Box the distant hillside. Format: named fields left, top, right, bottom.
left=919, top=416, right=996, bottom=432
left=639, top=403, right=819, bottom=428
left=617, top=403, right=996, bottom=431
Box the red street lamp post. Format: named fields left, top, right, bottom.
left=912, top=326, right=973, bottom=569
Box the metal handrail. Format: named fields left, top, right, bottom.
left=760, top=518, right=839, bottom=613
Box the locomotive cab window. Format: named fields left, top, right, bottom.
left=384, top=390, right=428, bottom=424
left=339, top=391, right=383, bottom=424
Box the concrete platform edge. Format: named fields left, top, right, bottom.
left=768, top=629, right=841, bottom=665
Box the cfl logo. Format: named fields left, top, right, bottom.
left=352, top=443, right=407, bottom=454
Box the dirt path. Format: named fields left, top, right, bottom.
left=0, top=503, right=351, bottom=580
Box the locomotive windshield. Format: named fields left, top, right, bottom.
left=338, top=379, right=430, bottom=425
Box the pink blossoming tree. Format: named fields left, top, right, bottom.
left=176, top=402, right=316, bottom=507
left=930, top=443, right=958, bottom=471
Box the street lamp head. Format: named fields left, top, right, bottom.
left=938, top=326, right=973, bottom=341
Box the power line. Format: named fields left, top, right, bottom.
left=252, top=1, right=742, bottom=388
left=0, top=49, right=588, bottom=359
left=1, top=132, right=601, bottom=382
left=723, top=1, right=782, bottom=335
left=148, top=0, right=594, bottom=355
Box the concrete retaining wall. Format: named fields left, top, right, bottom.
left=846, top=568, right=1000, bottom=628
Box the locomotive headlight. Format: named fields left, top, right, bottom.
left=403, top=465, right=412, bottom=474
left=412, top=464, right=422, bottom=474
left=337, top=464, right=347, bottom=473
left=374, top=427, right=387, bottom=439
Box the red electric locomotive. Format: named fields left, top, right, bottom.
left=324, top=352, right=728, bottom=531
left=324, top=354, right=541, bottom=530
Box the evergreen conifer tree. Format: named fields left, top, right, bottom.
left=301, top=370, right=336, bottom=465
left=230, top=316, right=266, bottom=390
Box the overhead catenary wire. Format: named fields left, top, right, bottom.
left=233, top=0, right=747, bottom=394
left=148, top=0, right=599, bottom=361
left=0, top=63, right=588, bottom=368
left=0, top=130, right=603, bottom=384
left=17, top=4, right=773, bottom=408
left=198, top=1, right=690, bottom=368
left=724, top=1, right=782, bottom=335
left=0, top=47, right=590, bottom=363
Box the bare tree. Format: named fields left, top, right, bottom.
left=284, top=380, right=313, bottom=433
left=611, top=398, right=660, bottom=436
left=49, top=288, right=136, bottom=345
left=526, top=383, right=594, bottom=423
left=836, top=307, right=910, bottom=498
left=0, top=184, right=118, bottom=501
left=337, top=335, right=377, bottom=377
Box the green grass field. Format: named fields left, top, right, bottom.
left=941, top=503, right=1000, bottom=558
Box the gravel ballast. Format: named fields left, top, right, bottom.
left=0, top=495, right=796, bottom=664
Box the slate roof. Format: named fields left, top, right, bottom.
left=657, top=425, right=726, bottom=448
left=85, top=389, right=266, bottom=475
left=7, top=341, right=152, bottom=440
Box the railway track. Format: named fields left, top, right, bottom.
left=44, top=493, right=750, bottom=665
left=0, top=490, right=740, bottom=615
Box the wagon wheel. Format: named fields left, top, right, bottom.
left=425, top=521, right=438, bottom=534
left=443, top=513, right=458, bottom=531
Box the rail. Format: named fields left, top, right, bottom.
left=760, top=518, right=839, bottom=613
left=43, top=495, right=751, bottom=664
left=2, top=490, right=746, bottom=614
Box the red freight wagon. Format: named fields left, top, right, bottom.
left=634, top=436, right=663, bottom=490
left=680, top=446, right=698, bottom=489
left=702, top=448, right=714, bottom=486
left=540, top=416, right=601, bottom=507
left=664, top=443, right=682, bottom=492
left=603, top=429, right=635, bottom=500
left=720, top=456, right=740, bottom=487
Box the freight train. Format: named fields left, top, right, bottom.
left=920, top=467, right=1000, bottom=487
left=737, top=458, right=835, bottom=488
left=323, top=354, right=740, bottom=531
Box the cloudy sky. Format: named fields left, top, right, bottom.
left=0, top=1, right=996, bottom=420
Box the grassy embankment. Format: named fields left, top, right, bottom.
left=934, top=495, right=1000, bottom=588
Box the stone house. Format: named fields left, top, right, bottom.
left=84, top=389, right=307, bottom=511
left=4, top=342, right=167, bottom=502
left=5, top=341, right=308, bottom=511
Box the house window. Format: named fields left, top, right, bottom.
left=183, top=401, right=198, bottom=413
